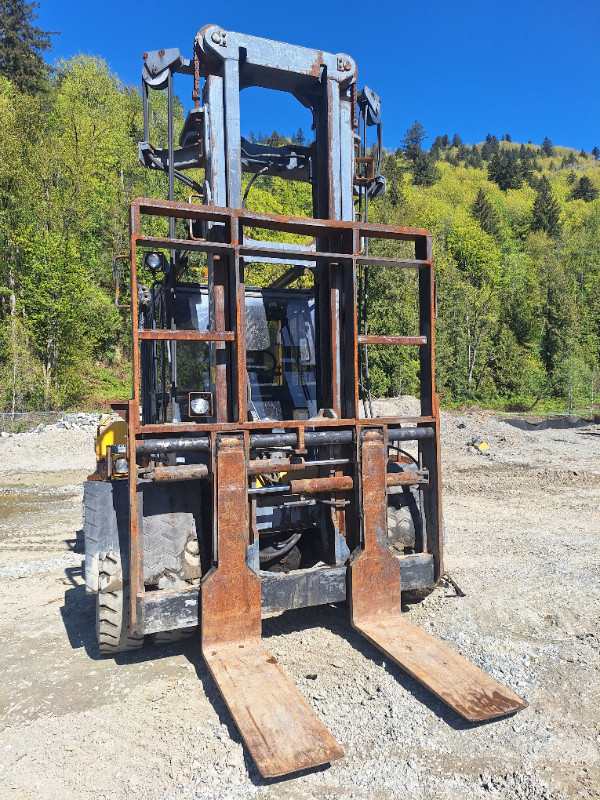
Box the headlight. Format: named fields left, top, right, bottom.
left=189, top=392, right=212, bottom=417
left=144, top=251, right=165, bottom=274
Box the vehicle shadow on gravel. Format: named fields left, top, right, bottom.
left=57, top=589, right=328, bottom=787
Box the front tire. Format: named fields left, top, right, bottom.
left=96, top=551, right=144, bottom=654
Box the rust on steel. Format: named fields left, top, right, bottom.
left=355, top=615, right=528, bottom=722
left=247, top=458, right=305, bottom=476
left=133, top=416, right=436, bottom=435
left=201, top=434, right=343, bottom=777
left=350, top=428, right=402, bottom=622
left=130, top=196, right=432, bottom=242
left=386, top=471, right=428, bottom=486
left=289, top=476, right=353, bottom=494
left=150, top=464, right=209, bottom=482
left=137, top=329, right=235, bottom=342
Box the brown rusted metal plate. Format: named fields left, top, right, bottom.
left=350, top=428, right=403, bottom=621
left=204, top=643, right=344, bottom=778
left=201, top=435, right=343, bottom=777
left=350, top=428, right=527, bottom=722
left=355, top=615, right=528, bottom=721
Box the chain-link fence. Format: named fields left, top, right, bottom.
left=0, top=411, right=64, bottom=434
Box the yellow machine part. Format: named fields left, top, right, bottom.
left=95, top=415, right=127, bottom=459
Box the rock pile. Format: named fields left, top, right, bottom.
left=0, top=412, right=102, bottom=438
left=54, top=412, right=102, bottom=431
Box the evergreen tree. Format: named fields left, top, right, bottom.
left=429, top=139, right=441, bottom=161
left=411, top=150, right=439, bottom=186
left=481, top=135, right=499, bottom=161
left=579, top=148, right=587, bottom=158
left=0, top=0, right=55, bottom=93
left=571, top=175, right=599, bottom=202
left=520, top=148, right=535, bottom=185
left=265, top=129, right=285, bottom=146
left=471, top=188, right=500, bottom=238
left=504, top=133, right=511, bottom=142
left=291, top=127, right=305, bottom=146
left=592, top=146, right=600, bottom=160
left=440, top=134, right=449, bottom=148
left=452, top=133, right=462, bottom=148
left=488, top=149, right=522, bottom=190
left=566, top=170, right=577, bottom=186
left=401, top=120, right=427, bottom=160
left=531, top=176, right=561, bottom=236
left=541, top=137, right=554, bottom=157
left=466, top=145, right=483, bottom=169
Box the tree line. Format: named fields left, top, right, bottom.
left=0, top=2, right=598, bottom=413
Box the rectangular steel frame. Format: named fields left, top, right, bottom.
left=126, top=197, right=442, bottom=634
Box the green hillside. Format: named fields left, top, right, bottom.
left=366, top=133, right=600, bottom=411
left=0, top=56, right=598, bottom=412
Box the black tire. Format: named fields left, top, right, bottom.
left=151, top=627, right=198, bottom=646
left=141, top=483, right=203, bottom=585
left=83, top=480, right=129, bottom=594
left=96, top=551, right=144, bottom=654
left=386, top=461, right=421, bottom=552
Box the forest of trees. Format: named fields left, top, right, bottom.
left=0, top=3, right=599, bottom=413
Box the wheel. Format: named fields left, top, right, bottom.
left=141, top=483, right=204, bottom=586
left=96, top=551, right=144, bottom=654
left=83, top=480, right=129, bottom=594
left=386, top=461, right=421, bottom=552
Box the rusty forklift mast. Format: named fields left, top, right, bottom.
left=84, top=25, right=526, bottom=778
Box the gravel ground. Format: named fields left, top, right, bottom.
left=0, top=407, right=598, bottom=800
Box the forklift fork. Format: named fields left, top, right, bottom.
left=350, top=428, right=527, bottom=722
left=201, top=434, right=343, bottom=778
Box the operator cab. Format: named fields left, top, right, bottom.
left=140, top=283, right=317, bottom=425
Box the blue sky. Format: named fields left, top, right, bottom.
left=38, top=0, right=600, bottom=152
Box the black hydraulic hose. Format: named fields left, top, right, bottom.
left=242, top=166, right=269, bottom=210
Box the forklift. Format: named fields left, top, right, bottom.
left=84, top=25, right=526, bottom=778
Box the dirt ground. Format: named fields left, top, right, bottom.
left=0, top=407, right=598, bottom=800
